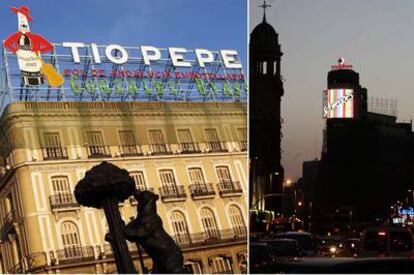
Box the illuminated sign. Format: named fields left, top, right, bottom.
left=0, top=6, right=247, bottom=113
left=3, top=6, right=64, bottom=87
left=323, top=89, right=354, bottom=119
left=331, top=57, right=353, bottom=70
left=398, top=207, right=414, bottom=216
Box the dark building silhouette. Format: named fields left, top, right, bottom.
left=249, top=10, right=285, bottom=213
left=301, top=61, right=414, bottom=232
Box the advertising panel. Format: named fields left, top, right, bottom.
left=323, top=89, right=354, bottom=119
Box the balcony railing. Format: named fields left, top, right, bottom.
left=159, top=185, right=187, bottom=201
left=173, top=228, right=247, bottom=249
left=232, top=226, right=247, bottom=237
left=149, top=143, right=172, bottom=155
left=179, top=142, right=201, bottom=154
left=239, top=141, right=247, bottom=151
left=118, top=145, right=143, bottom=157
left=189, top=183, right=215, bottom=198
left=25, top=252, right=47, bottom=272
left=86, top=145, right=111, bottom=158
left=41, top=147, right=69, bottom=160
left=129, top=187, right=155, bottom=204
left=206, top=142, right=228, bottom=152
left=217, top=181, right=243, bottom=196
left=49, top=193, right=79, bottom=209
left=55, top=246, right=95, bottom=265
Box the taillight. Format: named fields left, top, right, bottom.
left=378, top=231, right=386, bottom=236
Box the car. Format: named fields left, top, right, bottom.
left=250, top=257, right=414, bottom=274
left=250, top=242, right=274, bottom=268
left=359, top=227, right=414, bottom=257
left=256, top=238, right=303, bottom=259
left=272, top=231, right=317, bottom=256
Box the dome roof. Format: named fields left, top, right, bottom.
left=250, top=18, right=279, bottom=46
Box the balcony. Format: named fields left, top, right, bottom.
left=179, top=142, right=201, bottom=154
left=206, top=142, right=228, bottom=153
left=189, top=183, right=215, bottom=199
left=173, top=228, right=247, bottom=249
left=49, top=193, right=80, bottom=210
left=55, top=246, right=95, bottom=265
left=239, top=141, right=247, bottom=151
left=149, top=143, right=172, bottom=155
left=25, top=252, right=47, bottom=272
left=159, top=185, right=187, bottom=202
left=86, top=145, right=111, bottom=158
left=217, top=181, right=243, bottom=197
left=118, top=145, right=143, bottom=157
left=41, top=147, right=69, bottom=160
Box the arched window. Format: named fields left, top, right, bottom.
left=51, top=176, right=72, bottom=205
left=209, top=255, right=232, bottom=273
left=200, top=208, right=220, bottom=240
left=60, top=221, right=81, bottom=259
left=228, top=205, right=246, bottom=237
left=170, top=211, right=190, bottom=245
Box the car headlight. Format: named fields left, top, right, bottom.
left=329, top=246, right=337, bottom=253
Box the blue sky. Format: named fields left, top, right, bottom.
left=0, top=0, right=247, bottom=68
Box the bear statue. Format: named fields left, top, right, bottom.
left=125, top=190, right=188, bottom=274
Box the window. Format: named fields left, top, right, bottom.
left=85, top=131, right=109, bottom=157
left=204, top=128, right=225, bottom=152
left=178, top=129, right=199, bottom=153
left=228, top=205, right=246, bottom=237
left=188, top=168, right=205, bottom=185
left=149, top=130, right=169, bottom=154
left=216, top=166, right=232, bottom=184
left=237, top=128, right=247, bottom=151
left=170, top=211, right=190, bottom=245
left=209, top=256, right=232, bottom=273
left=185, top=260, right=203, bottom=274
left=42, top=132, right=67, bottom=159
left=200, top=207, right=220, bottom=240
left=51, top=176, right=72, bottom=205
left=262, top=61, right=267, bottom=75
left=159, top=169, right=177, bottom=187
left=60, top=221, right=81, bottom=258
left=130, top=171, right=147, bottom=190
left=119, top=130, right=139, bottom=156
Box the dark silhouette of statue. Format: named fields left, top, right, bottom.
left=125, top=190, right=187, bottom=274
left=74, top=161, right=137, bottom=274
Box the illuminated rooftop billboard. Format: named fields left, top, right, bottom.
left=323, top=89, right=354, bottom=119
left=0, top=6, right=246, bottom=114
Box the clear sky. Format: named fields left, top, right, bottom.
left=0, top=0, right=247, bottom=68
left=250, top=0, right=414, bottom=180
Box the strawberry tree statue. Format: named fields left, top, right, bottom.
left=74, top=161, right=137, bottom=274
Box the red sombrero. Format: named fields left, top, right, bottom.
left=10, top=6, right=33, bottom=22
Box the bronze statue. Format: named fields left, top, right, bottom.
left=125, top=190, right=187, bottom=274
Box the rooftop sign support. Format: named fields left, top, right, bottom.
left=0, top=6, right=247, bottom=114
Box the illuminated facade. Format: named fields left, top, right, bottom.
left=0, top=101, right=247, bottom=273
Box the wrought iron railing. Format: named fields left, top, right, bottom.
left=206, top=142, right=227, bottom=152
left=159, top=185, right=187, bottom=201
left=149, top=143, right=172, bottom=155
left=49, top=193, right=79, bottom=209
left=189, top=183, right=216, bottom=198
left=179, top=142, right=201, bottom=154
left=217, top=181, right=243, bottom=196
left=239, top=141, right=247, bottom=151
left=118, top=145, right=143, bottom=157
left=55, top=246, right=95, bottom=265
left=1, top=210, right=17, bottom=240
left=25, top=252, right=47, bottom=272
left=41, top=147, right=69, bottom=160
left=173, top=228, right=247, bottom=249
left=86, top=145, right=111, bottom=158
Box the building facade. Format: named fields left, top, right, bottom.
left=0, top=101, right=247, bottom=274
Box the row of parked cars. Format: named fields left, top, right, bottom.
left=251, top=226, right=414, bottom=273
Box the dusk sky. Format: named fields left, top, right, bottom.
left=250, top=0, right=414, bottom=180
left=0, top=0, right=246, bottom=68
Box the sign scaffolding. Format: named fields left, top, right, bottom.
left=1, top=43, right=247, bottom=113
